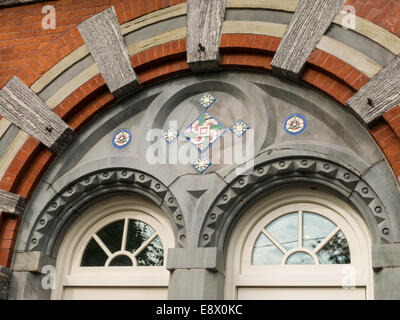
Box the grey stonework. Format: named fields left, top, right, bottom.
left=167, top=247, right=224, bottom=272
left=12, top=251, right=55, bottom=272
left=169, top=174, right=228, bottom=248
left=167, top=247, right=225, bottom=299
left=371, top=242, right=400, bottom=300
left=8, top=252, right=55, bottom=300
left=325, top=24, right=395, bottom=68
left=38, top=54, right=95, bottom=103
left=373, top=268, right=400, bottom=300
left=9, top=71, right=400, bottom=300
left=0, top=267, right=12, bottom=300
left=372, top=244, right=400, bottom=270
left=0, top=125, right=19, bottom=162
left=168, top=269, right=225, bottom=300
left=8, top=271, right=52, bottom=300
left=167, top=248, right=225, bottom=300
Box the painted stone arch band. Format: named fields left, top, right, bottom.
left=28, top=168, right=186, bottom=258
left=199, top=157, right=392, bottom=249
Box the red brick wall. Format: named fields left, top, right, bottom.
left=370, top=107, right=400, bottom=177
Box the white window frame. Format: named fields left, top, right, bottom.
left=225, top=189, right=373, bottom=300
left=52, top=196, right=175, bottom=300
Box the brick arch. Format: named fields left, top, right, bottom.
left=1, top=5, right=400, bottom=268
left=0, top=0, right=187, bottom=89
left=1, top=0, right=399, bottom=89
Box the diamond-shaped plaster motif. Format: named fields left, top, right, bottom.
left=183, top=112, right=226, bottom=152
left=193, top=158, right=211, bottom=174
left=198, top=93, right=216, bottom=109
left=162, top=128, right=179, bottom=143
left=230, top=119, right=250, bottom=137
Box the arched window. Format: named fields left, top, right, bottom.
left=252, top=211, right=350, bottom=266
left=225, top=189, right=373, bottom=300
left=81, top=218, right=164, bottom=267
left=52, top=196, right=175, bottom=300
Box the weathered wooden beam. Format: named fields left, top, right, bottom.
left=271, top=0, right=346, bottom=79
left=78, top=7, right=140, bottom=98
left=347, top=55, right=400, bottom=126
left=0, top=190, right=26, bottom=217
left=0, top=76, right=74, bottom=153
left=186, top=0, right=226, bottom=71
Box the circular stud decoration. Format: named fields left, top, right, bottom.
left=112, top=129, right=132, bottom=149
left=284, top=114, right=307, bottom=135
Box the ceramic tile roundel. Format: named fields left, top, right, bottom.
left=284, top=114, right=307, bottom=135
left=112, top=129, right=132, bottom=148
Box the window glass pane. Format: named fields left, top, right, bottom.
left=81, top=238, right=108, bottom=266
left=317, top=231, right=351, bottom=264
left=303, top=212, right=336, bottom=251
left=126, top=220, right=155, bottom=253
left=109, top=255, right=133, bottom=267
left=97, top=219, right=124, bottom=253
left=136, top=236, right=164, bottom=266
left=266, top=212, right=298, bottom=250
left=252, top=232, right=283, bottom=265
left=286, top=251, right=315, bottom=264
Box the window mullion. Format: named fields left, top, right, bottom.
left=313, top=226, right=340, bottom=254
left=132, top=232, right=158, bottom=257
left=298, top=210, right=303, bottom=248
left=121, top=217, right=129, bottom=251
left=93, top=234, right=112, bottom=257
left=262, top=229, right=287, bottom=254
